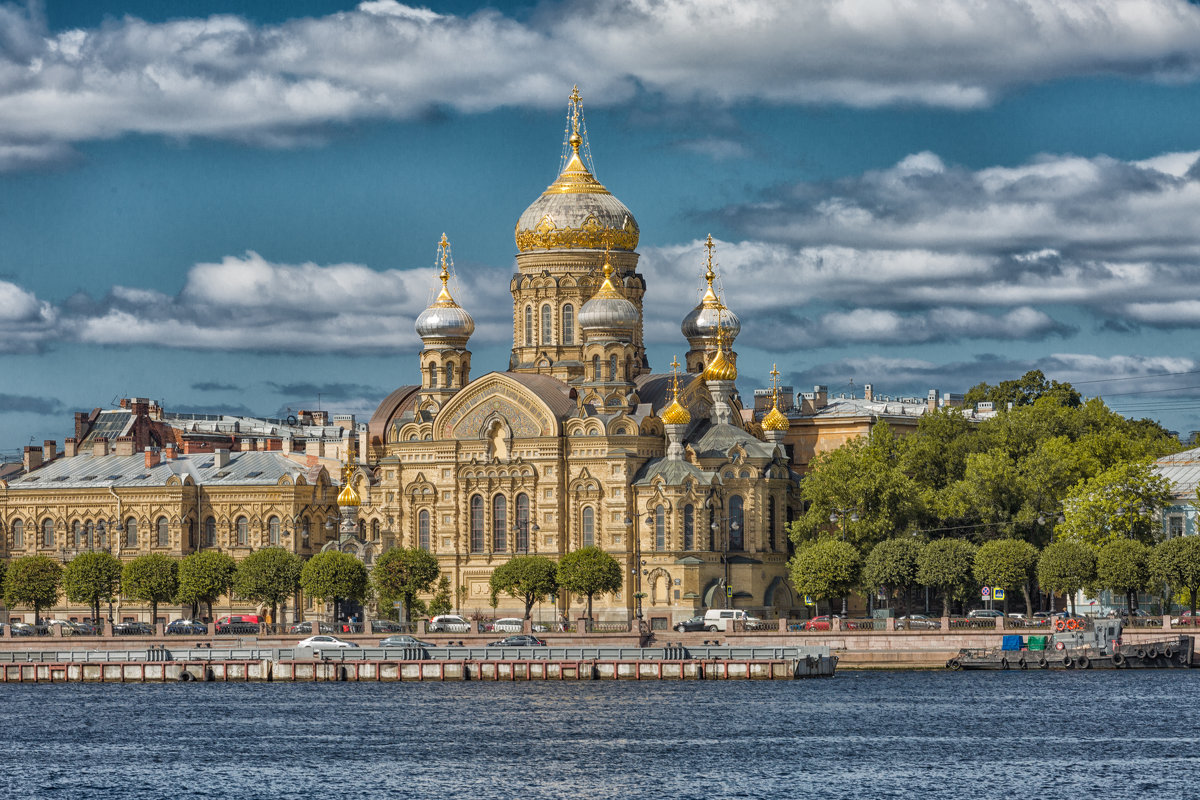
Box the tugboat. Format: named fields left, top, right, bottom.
left=947, top=619, right=1194, bottom=670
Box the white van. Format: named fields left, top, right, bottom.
left=702, top=609, right=760, bottom=632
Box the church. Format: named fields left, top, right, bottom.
left=353, top=88, right=802, bottom=625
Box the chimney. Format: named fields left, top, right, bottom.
left=23, top=446, right=43, bottom=472
left=864, top=384, right=873, bottom=402
left=927, top=389, right=939, bottom=413
left=305, top=440, right=325, bottom=458
left=164, top=442, right=176, bottom=460
left=131, top=398, right=150, bottom=417
left=215, top=449, right=231, bottom=468
left=145, top=447, right=161, bottom=469
left=115, top=436, right=136, bottom=456
left=93, top=437, right=109, bottom=457
left=812, top=385, right=828, bottom=410
left=312, top=410, right=330, bottom=426
left=42, top=440, right=57, bottom=462
left=64, top=437, right=78, bottom=458
left=74, top=412, right=89, bottom=439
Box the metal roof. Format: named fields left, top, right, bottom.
left=1154, top=446, right=1200, bottom=498
left=6, top=451, right=316, bottom=491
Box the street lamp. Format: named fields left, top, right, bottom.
left=512, top=517, right=540, bottom=555
left=623, top=515, right=652, bottom=619
left=706, top=499, right=741, bottom=610
left=829, top=508, right=858, bottom=540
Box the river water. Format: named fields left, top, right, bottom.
left=2, top=670, right=1197, bottom=799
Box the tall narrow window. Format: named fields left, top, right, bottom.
left=268, top=516, right=280, bottom=545
left=84, top=521, right=93, bottom=549
left=125, top=519, right=137, bottom=549
left=371, top=520, right=380, bottom=541
left=582, top=506, right=595, bottom=548
left=445, top=362, right=455, bottom=387
left=41, top=519, right=53, bottom=548
left=157, top=516, right=169, bottom=548
left=768, top=497, right=777, bottom=551
left=418, top=509, right=431, bottom=551
left=541, top=305, right=552, bottom=344
left=12, top=519, right=22, bottom=549
left=592, top=355, right=600, bottom=381
left=683, top=504, right=694, bottom=551
left=73, top=521, right=81, bottom=548
left=524, top=305, right=533, bottom=346
left=655, top=504, right=666, bottom=551
left=729, top=495, right=744, bottom=550
left=300, top=519, right=309, bottom=548
left=562, top=303, right=575, bottom=345
left=236, top=516, right=248, bottom=546
left=95, top=521, right=106, bottom=548
left=515, top=493, right=530, bottom=552
left=205, top=516, right=216, bottom=547
left=187, top=520, right=195, bottom=549
left=470, top=495, right=484, bottom=553
left=609, top=354, right=618, bottom=381
left=429, top=363, right=438, bottom=388
left=493, top=494, right=507, bottom=552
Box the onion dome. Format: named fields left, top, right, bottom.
left=762, top=405, right=789, bottom=431
left=682, top=234, right=740, bottom=343
left=336, top=482, right=361, bottom=508
left=579, top=253, right=639, bottom=334
left=515, top=86, right=639, bottom=253
left=702, top=347, right=738, bottom=382
left=661, top=356, right=691, bottom=424
left=415, top=234, right=475, bottom=341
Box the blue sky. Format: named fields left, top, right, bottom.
left=5, top=0, right=1200, bottom=456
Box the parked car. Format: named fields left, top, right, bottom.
left=8, top=622, right=40, bottom=636
left=702, top=609, right=762, bottom=631
left=370, top=619, right=405, bottom=633
left=674, top=615, right=706, bottom=633
left=488, top=617, right=526, bottom=633
left=379, top=635, right=434, bottom=648
left=297, top=635, right=359, bottom=649
left=112, top=621, right=155, bottom=636
left=215, top=615, right=261, bottom=634
left=896, top=614, right=940, bottom=630
left=966, top=609, right=1004, bottom=619
left=288, top=621, right=336, bottom=635
left=803, top=615, right=841, bottom=631
left=166, top=619, right=208, bottom=635
left=1172, top=610, right=1200, bottom=626
left=49, top=620, right=99, bottom=635
left=428, top=615, right=471, bottom=633
left=487, top=635, right=546, bottom=647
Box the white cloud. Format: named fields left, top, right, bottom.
left=0, top=279, right=57, bottom=352
left=2, top=1, right=1200, bottom=158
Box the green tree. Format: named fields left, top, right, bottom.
left=233, top=548, right=302, bottom=623
left=121, top=553, right=179, bottom=623
left=862, top=538, right=921, bottom=615
left=1057, top=460, right=1173, bottom=547
left=1150, top=535, right=1200, bottom=615
left=300, top=551, right=369, bottom=622
left=489, top=555, right=559, bottom=619
left=917, top=539, right=977, bottom=617
left=556, top=547, right=622, bottom=620
left=3, top=555, right=62, bottom=622
left=372, top=547, right=440, bottom=623
left=963, top=369, right=1082, bottom=409
left=428, top=576, right=453, bottom=618
left=1036, top=540, right=1096, bottom=615
left=1096, top=538, right=1151, bottom=612
left=788, top=539, right=861, bottom=617
left=62, top=551, right=122, bottom=623
left=176, top=551, right=236, bottom=620
left=973, top=538, right=1039, bottom=616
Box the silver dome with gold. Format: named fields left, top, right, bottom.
left=415, top=234, right=475, bottom=342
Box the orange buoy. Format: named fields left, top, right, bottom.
left=1055, top=619, right=1066, bottom=632
left=1066, top=618, right=1079, bottom=631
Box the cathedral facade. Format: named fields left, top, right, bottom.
left=359, top=89, right=801, bottom=624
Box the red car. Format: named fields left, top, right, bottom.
left=803, top=615, right=841, bottom=631
left=1173, top=610, right=1200, bottom=626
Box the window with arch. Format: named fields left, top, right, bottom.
left=592, top=355, right=600, bottom=381
left=73, top=521, right=82, bottom=548
left=268, top=516, right=280, bottom=545
left=124, top=518, right=137, bottom=549
left=418, top=509, right=431, bottom=551
left=581, top=506, right=594, bottom=548
left=84, top=520, right=94, bottom=549
left=371, top=519, right=380, bottom=542
left=683, top=504, right=694, bottom=551
left=562, top=303, right=574, bottom=346
left=609, top=354, right=618, bottom=381
left=445, top=362, right=455, bottom=387
left=729, top=495, right=745, bottom=550
left=358, top=519, right=366, bottom=539
left=541, top=304, right=552, bottom=344
left=768, top=497, right=777, bottom=551
left=236, top=516, right=249, bottom=546
left=12, top=519, right=22, bottom=549
left=187, top=519, right=196, bottom=549
left=524, top=305, right=533, bottom=346
left=41, top=519, right=54, bottom=548
left=655, top=504, right=666, bottom=551
left=469, top=495, right=484, bottom=553
left=428, top=363, right=438, bottom=388
left=95, top=521, right=106, bottom=548
left=157, top=516, right=169, bottom=548
left=300, top=519, right=310, bottom=548
left=515, top=493, right=530, bottom=552
left=204, top=516, right=217, bottom=547
left=493, top=495, right=507, bottom=552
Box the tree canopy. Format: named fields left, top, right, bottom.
left=489, top=555, right=559, bottom=619
left=121, top=553, right=179, bottom=623
left=232, top=548, right=302, bottom=622
left=1096, top=538, right=1151, bottom=612
left=916, top=539, right=977, bottom=617
left=62, top=551, right=122, bottom=622
left=973, top=538, right=1039, bottom=615
left=862, top=537, right=921, bottom=614
left=3, top=555, right=61, bottom=621
left=556, top=547, right=622, bottom=619
left=300, top=551, right=369, bottom=620
left=1057, top=460, right=1174, bottom=547
left=789, top=539, right=861, bottom=617
left=1036, top=540, right=1096, bottom=615
left=372, top=547, right=440, bottom=622
left=1150, top=536, right=1200, bottom=615
left=176, top=551, right=236, bottom=620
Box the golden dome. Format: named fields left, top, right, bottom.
left=337, top=482, right=361, bottom=508
left=662, top=397, right=691, bottom=425
left=514, top=86, right=639, bottom=253
left=702, top=348, right=737, bottom=382
left=762, top=406, right=790, bottom=431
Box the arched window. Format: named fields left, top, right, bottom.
left=562, top=303, right=574, bottom=346
left=370, top=519, right=380, bottom=541
left=12, top=519, right=22, bottom=549
left=445, top=362, right=455, bottom=387
left=609, top=354, right=618, bottom=381
left=187, top=519, right=196, bottom=549
left=41, top=519, right=53, bottom=548
left=428, top=363, right=438, bottom=388
left=582, top=506, right=594, bottom=548
left=768, top=497, right=777, bottom=551
left=493, top=495, right=507, bottom=552
left=125, top=518, right=137, bottom=549
left=515, top=493, right=530, bottom=552
left=683, top=504, right=694, bottom=550
left=626, top=355, right=633, bottom=379
left=470, top=495, right=484, bottom=553
left=157, top=516, right=169, bottom=548
left=268, top=516, right=280, bottom=545
left=592, top=355, right=600, bottom=381
left=204, top=516, right=216, bottom=547
left=729, top=495, right=744, bottom=550
left=84, top=520, right=94, bottom=549
left=95, top=521, right=106, bottom=548
left=655, top=504, right=666, bottom=551
left=541, top=304, right=552, bottom=344
left=358, top=519, right=366, bottom=539
left=300, top=519, right=310, bottom=547
left=72, top=521, right=81, bottom=548
left=524, top=305, right=533, bottom=346
left=418, top=509, right=431, bottom=551
left=236, top=516, right=248, bottom=546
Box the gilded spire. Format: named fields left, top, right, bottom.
left=593, top=244, right=623, bottom=299
left=701, top=233, right=721, bottom=308
left=762, top=363, right=790, bottom=431
left=432, top=233, right=459, bottom=308
left=702, top=305, right=738, bottom=382
left=549, top=84, right=602, bottom=193
left=662, top=355, right=691, bottom=425
left=568, top=84, right=583, bottom=155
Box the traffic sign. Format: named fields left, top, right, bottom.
left=993, top=588, right=1005, bottom=601
left=726, top=586, right=733, bottom=598
left=981, top=586, right=991, bottom=600
left=804, top=595, right=814, bottom=606
left=392, top=601, right=403, bottom=608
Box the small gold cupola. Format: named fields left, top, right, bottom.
left=762, top=364, right=790, bottom=432
left=661, top=356, right=691, bottom=425
left=336, top=460, right=361, bottom=508
left=701, top=311, right=738, bottom=382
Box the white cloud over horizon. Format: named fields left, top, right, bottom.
left=2, top=0, right=1200, bottom=167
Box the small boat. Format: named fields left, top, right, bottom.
left=946, top=619, right=1194, bottom=670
